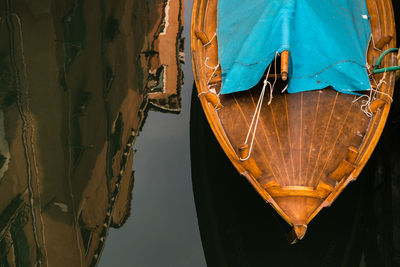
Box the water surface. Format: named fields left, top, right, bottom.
left=1, top=0, right=400, bottom=266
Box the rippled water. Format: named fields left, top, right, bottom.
left=100, top=1, right=207, bottom=266
left=0, top=0, right=203, bottom=265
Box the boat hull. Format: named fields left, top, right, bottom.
left=191, top=0, right=397, bottom=241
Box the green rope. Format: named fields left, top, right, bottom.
left=372, top=47, right=400, bottom=74
left=372, top=66, right=400, bottom=74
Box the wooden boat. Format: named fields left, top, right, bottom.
left=191, top=0, right=398, bottom=242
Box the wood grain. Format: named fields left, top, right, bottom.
left=191, top=0, right=397, bottom=241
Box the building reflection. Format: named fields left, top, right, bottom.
left=0, top=0, right=183, bottom=266
left=146, top=0, right=184, bottom=113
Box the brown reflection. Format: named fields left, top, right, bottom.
left=146, top=0, right=184, bottom=113
left=0, top=0, right=183, bottom=266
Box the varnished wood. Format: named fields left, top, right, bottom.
left=238, top=144, right=250, bottom=159
left=397, top=49, right=400, bottom=79
left=280, top=50, right=289, bottom=81
left=375, top=35, right=393, bottom=50
left=191, top=0, right=397, bottom=241
left=204, top=91, right=222, bottom=109
left=328, top=160, right=356, bottom=182
left=369, top=98, right=387, bottom=113
left=195, top=31, right=210, bottom=45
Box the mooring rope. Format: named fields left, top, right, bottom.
left=355, top=63, right=394, bottom=117
left=240, top=53, right=279, bottom=161
left=204, top=57, right=220, bottom=86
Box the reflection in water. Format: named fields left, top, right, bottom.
left=190, top=76, right=400, bottom=266
left=146, top=0, right=185, bottom=113
left=0, top=0, right=183, bottom=266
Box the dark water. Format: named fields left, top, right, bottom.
left=100, top=1, right=207, bottom=266
left=0, top=0, right=399, bottom=266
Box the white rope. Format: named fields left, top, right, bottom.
left=197, top=58, right=222, bottom=109
left=370, top=34, right=382, bottom=52
left=239, top=53, right=282, bottom=161
left=355, top=69, right=392, bottom=117
left=239, top=80, right=267, bottom=161
left=281, top=84, right=289, bottom=93
left=202, top=32, right=217, bottom=47
left=202, top=32, right=219, bottom=87
left=267, top=52, right=279, bottom=105
left=204, top=57, right=220, bottom=86
left=240, top=63, right=275, bottom=161
left=197, top=91, right=208, bottom=97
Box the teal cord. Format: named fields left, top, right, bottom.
left=373, top=66, right=400, bottom=74
left=372, top=48, right=399, bottom=74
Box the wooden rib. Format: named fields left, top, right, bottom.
left=315, top=95, right=356, bottom=182
left=375, top=36, right=392, bottom=50
left=284, top=91, right=303, bottom=185
left=346, top=147, right=359, bottom=164
left=377, top=0, right=387, bottom=40
left=248, top=90, right=283, bottom=180
left=328, top=160, right=356, bottom=182
left=299, top=92, right=303, bottom=182
left=304, top=92, right=321, bottom=185
left=369, top=0, right=382, bottom=39
left=316, top=181, right=334, bottom=192
left=285, top=94, right=296, bottom=182
left=356, top=107, right=381, bottom=160
left=256, top=93, right=291, bottom=184
left=269, top=92, right=296, bottom=185
left=309, top=92, right=339, bottom=185
left=231, top=94, right=275, bottom=178
left=269, top=99, right=292, bottom=185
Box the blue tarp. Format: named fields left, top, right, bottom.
left=217, top=0, right=372, bottom=95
